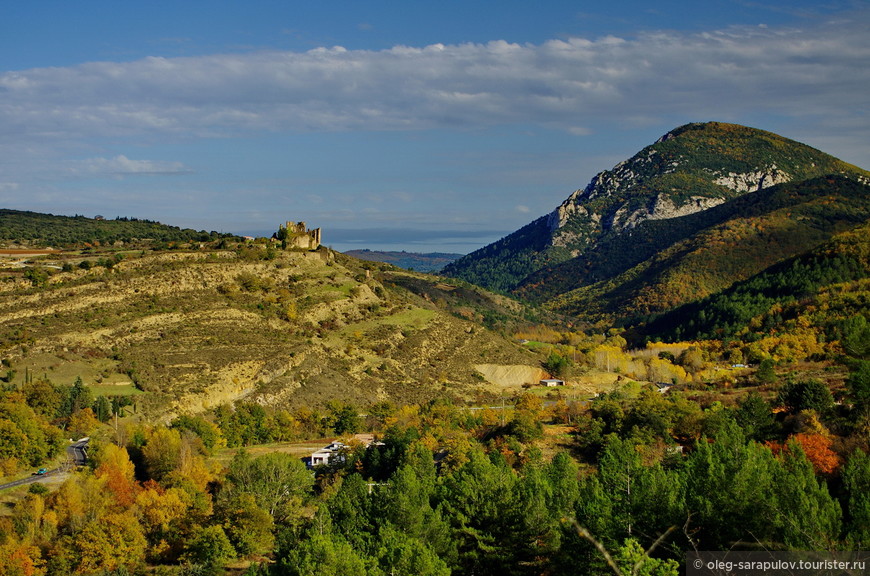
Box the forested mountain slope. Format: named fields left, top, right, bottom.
left=639, top=220, right=870, bottom=347
left=545, top=175, right=870, bottom=324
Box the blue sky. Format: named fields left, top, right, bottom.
left=1, top=1, right=868, bottom=253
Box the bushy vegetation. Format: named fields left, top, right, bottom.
left=0, top=210, right=234, bottom=248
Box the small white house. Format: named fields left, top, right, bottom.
left=309, top=441, right=346, bottom=467
left=655, top=382, right=674, bottom=394
left=540, top=379, right=565, bottom=387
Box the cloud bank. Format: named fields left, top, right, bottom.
left=2, top=13, right=867, bottom=143
left=78, top=155, right=191, bottom=176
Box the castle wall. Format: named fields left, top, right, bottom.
left=280, top=221, right=321, bottom=250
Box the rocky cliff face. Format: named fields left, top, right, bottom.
left=546, top=132, right=800, bottom=255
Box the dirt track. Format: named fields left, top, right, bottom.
left=0, top=249, right=60, bottom=256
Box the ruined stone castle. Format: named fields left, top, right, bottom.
left=276, top=221, right=321, bottom=250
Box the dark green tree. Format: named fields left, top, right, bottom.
left=326, top=402, right=361, bottom=435
left=542, top=350, right=570, bottom=378
left=59, top=377, right=94, bottom=419
left=435, top=447, right=520, bottom=575
left=776, top=379, right=833, bottom=414
left=841, top=449, right=870, bottom=548
left=580, top=434, right=684, bottom=550
left=183, top=524, right=235, bottom=573
left=734, top=391, right=775, bottom=441
left=375, top=457, right=455, bottom=564
left=684, top=422, right=778, bottom=548
left=93, top=396, right=111, bottom=423
left=327, top=473, right=374, bottom=552
left=224, top=451, right=313, bottom=524
left=374, top=525, right=451, bottom=576
left=841, top=315, right=870, bottom=359
left=755, top=358, right=777, bottom=384
left=171, top=414, right=223, bottom=451
left=772, top=441, right=841, bottom=549
left=277, top=517, right=369, bottom=576
left=217, top=492, right=275, bottom=557
left=846, top=361, right=870, bottom=414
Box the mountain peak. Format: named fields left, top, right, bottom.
left=543, top=122, right=861, bottom=247
left=443, top=122, right=870, bottom=308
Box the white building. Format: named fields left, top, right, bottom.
left=540, top=379, right=565, bottom=387
left=309, top=441, right=345, bottom=467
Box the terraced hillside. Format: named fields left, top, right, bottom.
left=0, top=244, right=540, bottom=419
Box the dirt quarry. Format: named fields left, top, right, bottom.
left=474, top=364, right=548, bottom=389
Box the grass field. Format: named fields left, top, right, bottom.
left=87, top=383, right=144, bottom=396
left=210, top=439, right=334, bottom=465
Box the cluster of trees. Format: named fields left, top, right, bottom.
left=205, top=401, right=366, bottom=449
left=0, top=398, right=65, bottom=475
left=514, top=328, right=723, bottom=387
left=1, top=363, right=868, bottom=576
left=0, top=209, right=233, bottom=248
left=0, top=377, right=133, bottom=474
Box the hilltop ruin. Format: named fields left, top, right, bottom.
left=275, top=221, right=321, bottom=250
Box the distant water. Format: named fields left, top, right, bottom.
left=234, top=227, right=507, bottom=255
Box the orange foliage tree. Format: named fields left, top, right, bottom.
left=94, top=444, right=138, bottom=507
left=766, top=433, right=840, bottom=476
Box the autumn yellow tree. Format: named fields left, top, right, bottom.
left=135, top=481, right=191, bottom=561
left=94, top=443, right=138, bottom=507
left=66, top=408, right=100, bottom=440
left=73, top=511, right=147, bottom=574
left=0, top=538, right=45, bottom=576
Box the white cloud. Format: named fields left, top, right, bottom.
left=516, top=205, right=530, bottom=213
left=77, top=155, right=191, bottom=176
left=1, top=11, right=867, bottom=144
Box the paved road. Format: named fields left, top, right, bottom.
left=68, top=438, right=89, bottom=466
left=0, top=438, right=89, bottom=491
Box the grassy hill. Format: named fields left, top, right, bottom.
left=0, top=241, right=543, bottom=418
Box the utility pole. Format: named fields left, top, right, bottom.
left=500, top=393, right=505, bottom=426
left=626, top=461, right=632, bottom=536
